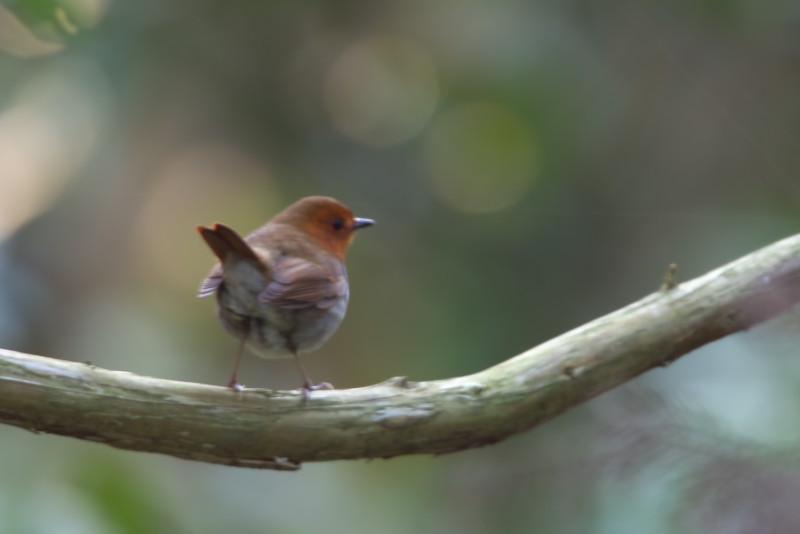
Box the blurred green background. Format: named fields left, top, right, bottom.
left=2, top=0, right=800, bottom=532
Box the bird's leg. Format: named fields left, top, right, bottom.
left=292, top=354, right=334, bottom=393
left=288, top=339, right=333, bottom=397
left=227, top=335, right=247, bottom=392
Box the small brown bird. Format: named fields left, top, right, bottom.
left=197, top=196, right=374, bottom=392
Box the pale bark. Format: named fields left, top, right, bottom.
left=2, top=234, right=800, bottom=470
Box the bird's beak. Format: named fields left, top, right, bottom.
left=353, top=218, right=376, bottom=230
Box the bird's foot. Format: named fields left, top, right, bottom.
left=304, top=381, right=334, bottom=391
left=298, top=380, right=334, bottom=401
left=228, top=379, right=246, bottom=393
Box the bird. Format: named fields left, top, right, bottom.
left=196, top=196, right=374, bottom=393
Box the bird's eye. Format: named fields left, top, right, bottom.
left=331, top=217, right=345, bottom=231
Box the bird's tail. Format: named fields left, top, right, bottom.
left=196, top=224, right=265, bottom=298
left=196, top=224, right=259, bottom=263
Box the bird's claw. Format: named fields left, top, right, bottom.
left=306, top=381, right=334, bottom=391
left=228, top=381, right=246, bottom=393
left=297, top=381, right=334, bottom=401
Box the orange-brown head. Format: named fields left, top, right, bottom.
left=270, top=196, right=375, bottom=260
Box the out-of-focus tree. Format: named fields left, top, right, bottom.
left=2, top=0, right=800, bottom=532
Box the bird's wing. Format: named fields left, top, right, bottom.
left=260, top=256, right=347, bottom=310
left=198, top=264, right=223, bottom=297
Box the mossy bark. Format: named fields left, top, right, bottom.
left=2, top=234, right=800, bottom=470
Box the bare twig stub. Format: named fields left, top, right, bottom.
left=2, top=234, right=800, bottom=470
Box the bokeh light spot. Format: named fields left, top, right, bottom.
left=62, top=0, right=109, bottom=29
left=424, top=101, right=538, bottom=214
left=136, top=144, right=279, bottom=292
left=324, top=36, right=439, bottom=147
left=0, top=4, right=63, bottom=57
left=0, top=62, right=109, bottom=239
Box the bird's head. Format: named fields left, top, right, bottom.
left=272, top=196, right=375, bottom=260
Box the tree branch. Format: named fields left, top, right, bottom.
left=2, top=234, right=800, bottom=470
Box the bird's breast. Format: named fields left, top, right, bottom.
left=216, top=284, right=349, bottom=359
